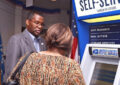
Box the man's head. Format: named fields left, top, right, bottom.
left=26, top=12, right=44, bottom=37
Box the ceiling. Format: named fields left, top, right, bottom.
left=11, top=0, right=71, bottom=11
left=24, top=0, right=70, bottom=10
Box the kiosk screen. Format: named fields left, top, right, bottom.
left=90, top=63, right=117, bottom=85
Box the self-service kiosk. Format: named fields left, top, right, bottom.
left=72, top=0, right=120, bottom=85
left=73, top=0, right=120, bottom=61
left=81, top=44, right=120, bottom=85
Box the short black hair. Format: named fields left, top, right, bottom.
left=27, top=11, right=44, bottom=20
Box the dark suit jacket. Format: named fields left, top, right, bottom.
left=4, top=29, right=46, bottom=81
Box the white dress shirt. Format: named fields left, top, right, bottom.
left=26, top=29, right=40, bottom=52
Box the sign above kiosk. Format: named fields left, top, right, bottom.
left=75, top=0, right=120, bottom=17
left=89, top=47, right=119, bottom=58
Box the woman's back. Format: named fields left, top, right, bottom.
left=20, top=52, right=85, bottom=85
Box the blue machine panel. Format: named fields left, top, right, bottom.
left=90, top=23, right=120, bottom=44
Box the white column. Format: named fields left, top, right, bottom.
left=14, top=6, right=22, bottom=34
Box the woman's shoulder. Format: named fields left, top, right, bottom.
left=26, top=51, right=80, bottom=68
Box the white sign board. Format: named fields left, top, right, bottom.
left=75, top=0, right=120, bottom=17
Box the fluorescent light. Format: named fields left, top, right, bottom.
left=26, top=0, right=33, bottom=7
left=51, top=0, right=56, bottom=2
left=82, top=15, right=120, bottom=23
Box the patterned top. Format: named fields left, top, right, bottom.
left=20, top=53, right=85, bottom=85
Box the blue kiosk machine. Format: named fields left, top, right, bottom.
left=73, top=0, right=120, bottom=85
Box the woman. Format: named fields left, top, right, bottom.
left=20, top=23, right=85, bottom=85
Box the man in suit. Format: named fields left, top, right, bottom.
left=3, top=12, right=46, bottom=82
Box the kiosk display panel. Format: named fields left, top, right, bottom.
left=90, top=63, right=117, bottom=85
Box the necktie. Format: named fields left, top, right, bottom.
left=34, top=38, right=40, bottom=52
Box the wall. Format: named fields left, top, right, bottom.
left=0, top=0, right=70, bottom=54
left=0, top=0, right=15, bottom=54
left=43, top=10, right=70, bottom=29
left=22, top=9, right=70, bottom=29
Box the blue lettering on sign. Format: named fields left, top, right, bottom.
left=99, top=49, right=106, bottom=55
left=79, top=0, right=117, bottom=11
left=99, top=0, right=104, bottom=7
left=108, top=50, right=118, bottom=56
left=92, top=48, right=118, bottom=57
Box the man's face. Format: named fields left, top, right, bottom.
left=26, top=13, right=44, bottom=37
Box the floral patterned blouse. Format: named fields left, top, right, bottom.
left=20, top=52, right=85, bottom=85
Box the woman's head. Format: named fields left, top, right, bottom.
left=45, top=23, right=72, bottom=54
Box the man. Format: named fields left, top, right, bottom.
left=4, top=12, right=46, bottom=81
